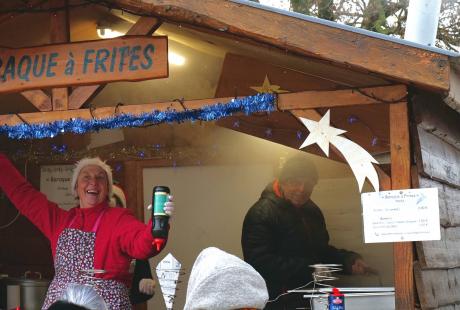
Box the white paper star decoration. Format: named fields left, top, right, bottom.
left=156, top=253, right=182, bottom=310
left=299, top=110, right=380, bottom=192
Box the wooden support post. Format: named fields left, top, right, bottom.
left=390, top=101, right=414, bottom=310
left=50, top=0, right=70, bottom=111
left=52, top=88, right=69, bottom=111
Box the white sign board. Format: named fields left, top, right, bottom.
left=40, top=165, right=76, bottom=210
left=361, top=188, right=440, bottom=243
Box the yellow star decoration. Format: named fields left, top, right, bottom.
left=250, top=75, right=288, bottom=94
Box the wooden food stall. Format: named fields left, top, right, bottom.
left=0, top=1, right=458, bottom=309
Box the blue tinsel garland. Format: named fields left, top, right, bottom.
left=0, top=93, right=276, bottom=140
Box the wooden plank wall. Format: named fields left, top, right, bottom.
left=411, top=91, right=460, bottom=309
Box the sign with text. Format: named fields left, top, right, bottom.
left=40, top=165, right=75, bottom=211
left=361, top=188, right=440, bottom=243
left=0, top=36, right=168, bottom=93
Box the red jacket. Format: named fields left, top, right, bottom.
left=0, top=154, right=163, bottom=285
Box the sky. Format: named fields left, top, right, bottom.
left=259, top=0, right=290, bottom=10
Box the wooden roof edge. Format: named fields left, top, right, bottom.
left=115, top=0, right=450, bottom=92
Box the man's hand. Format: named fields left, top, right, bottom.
left=351, top=258, right=375, bottom=275
left=139, top=278, right=156, bottom=295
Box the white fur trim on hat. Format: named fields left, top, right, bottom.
left=112, top=184, right=127, bottom=208
left=71, top=157, right=113, bottom=205
left=184, top=247, right=269, bottom=310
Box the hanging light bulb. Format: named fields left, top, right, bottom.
left=168, top=51, right=186, bottom=66
left=96, top=20, right=124, bottom=39
left=97, top=27, right=124, bottom=39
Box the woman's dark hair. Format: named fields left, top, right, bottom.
left=48, top=301, right=90, bottom=310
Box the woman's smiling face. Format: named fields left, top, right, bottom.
left=76, top=165, right=109, bottom=208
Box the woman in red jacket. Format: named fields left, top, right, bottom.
left=0, top=154, right=174, bottom=309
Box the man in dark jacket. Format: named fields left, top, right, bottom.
left=241, top=155, right=369, bottom=309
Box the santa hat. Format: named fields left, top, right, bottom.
left=112, top=184, right=127, bottom=208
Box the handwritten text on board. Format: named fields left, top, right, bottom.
left=40, top=165, right=75, bottom=211
left=361, top=188, right=440, bottom=243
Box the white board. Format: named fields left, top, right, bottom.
left=361, top=188, right=440, bottom=243
left=40, top=165, right=75, bottom=210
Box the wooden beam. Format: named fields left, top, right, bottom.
left=69, top=85, right=101, bottom=110
left=390, top=101, right=414, bottom=310
left=3, top=86, right=403, bottom=126
left=377, top=162, right=391, bottom=192
left=50, top=0, right=70, bottom=111
left=2, top=86, right=401, bottom=154
left=278, top=85, right=407, bottom=110
left=69, top=16, right=163, bottom=110
left=0, top=96, right=233, bottom=126
left=52, top=88, right=69, bottom=111
left=126, top=16, right=163, bottom=36
left=20, top=90, right=52, bottom=111
left=114, top=0, right=450, bottom=92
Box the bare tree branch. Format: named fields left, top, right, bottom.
left=287, top=0, right=458, bottom=51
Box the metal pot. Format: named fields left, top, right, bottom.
left=4, top=271, right=50, bottom=310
